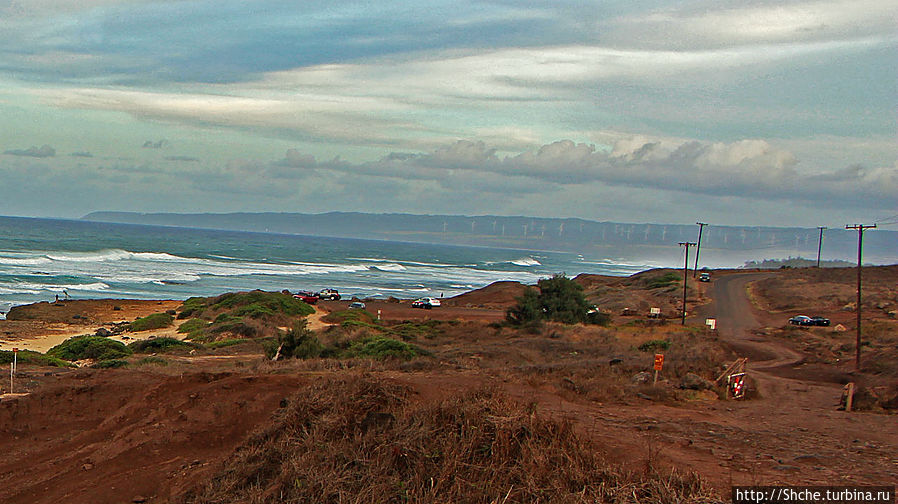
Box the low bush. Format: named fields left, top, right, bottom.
left=388, top=320, right=443, bottom=341
left=638, top=339, right=671, bottom=352
left=0, top=350, right=72, bottom=367
left=210, top=291, right=314, bottom=317
left=178, top=318, right=209, bottom=334
left=643, top=272, right=681, bottom=289
left=345, top=335, right=422, bottom=360
left=129, top=312, right=173, bottom=332
left=47, top=335, right=132, bottom=361
left=92, top=359, right=129, bottom=369
left=203, top=339, right=248, bottom=350
left=128, top=337, right=200, bottom=353
left=177, top=297, right=208, bottom=319
left=322, top=309, right=377, bottom=325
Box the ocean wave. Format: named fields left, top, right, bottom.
left=0, top=281, right=110, bottom=294
left=349, top=257, right=456, bottom=268
left=510, top=257, right=541, bottom=267
left=372, top=263, right=407, bottom=272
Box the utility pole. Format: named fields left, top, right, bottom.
left=679, top=241, right=696, bottom=325
left=693, top=222, right=707, bottom=277
left=846, top=224, right=876, bottom=370
left=815, top=226, right=826, bottom=268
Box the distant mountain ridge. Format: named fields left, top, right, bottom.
left=82, top=211, right=898, bottom=265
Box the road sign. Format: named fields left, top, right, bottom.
left=705, top=318, right=716, bottom=330
left=653, top=354, right=664, bottom=371
left=12, top=348, right=18, bottom=353
left=728, top=372, right=746, bottom=399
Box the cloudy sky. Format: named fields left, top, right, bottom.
left=0, top=0, right=895, bottom=227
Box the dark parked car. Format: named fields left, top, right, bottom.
left=788, top=315, right=814, bottom=326
left=348, top=302, right=366, bottom=310
left=810, top=316, right=831, bottom=326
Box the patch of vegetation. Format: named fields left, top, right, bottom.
left=268, top=320, right=323, bottom=360
left=210, top=291, right=314, bottom=317
left=345, top=335, right=423, bottom=360
left=210, top=317, right=257, bottom=338
left=128, top=337, right=200, bottom=353
left=92, top=359, right=129, bottom=369
left=47, top=335, right=132, bottom=361
left=506, top=275, right=599, bottom=326
left=177, top=318, right=209, bottom=335
left=322, top=309, right=377, bottom=325
left=388, top=320, right=443, bottom=341
left=177, top=296, right=208, bottom=319
left=129, top=312, right=174, bottom=332
left=638, top=339, right=672, bottom=352
left=176, top=291, right=315, bottom=341
left=642, top=272, right=681, bottom=289
left=0, top=350, right=73, bottom=367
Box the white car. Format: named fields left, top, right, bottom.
left=411, top=297, right=441, bottom=309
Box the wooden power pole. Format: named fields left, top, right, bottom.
left=816, top=226, right=826, bottom=268
left=693, top=222, right=707, bottom=277
left=846, top=224, right=876, bottom=370
left=679, top=241, right=696, bottom=325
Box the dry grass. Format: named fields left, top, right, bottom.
left=180, top=374, right=722, bottom=504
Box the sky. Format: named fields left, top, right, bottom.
left=0, top=0, right=895, bottom=228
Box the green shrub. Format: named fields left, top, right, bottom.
left=232, top=302, right=277, bottom=319
left=177, top=297, right=209, bottom=319
left=128, top=337, right=200, bottom=353
left=638, top=339, right=671, bottom=352
left=92, top=359, right=129, bottom=369
left=210, top=318, right=257, bottom=338
left=210, top=291, right=314, bottom=317
left=506, top=275, right=595, bottom=326
left=322, top=309, right=377, bottom=325
left=643, top=272, right=681, bottom=289
left=0, top=350, right=73, bottom=367
left=47, top=335, right=132, bottom=361
left=178, top=318, right=209, bottom=334
left=345, top=335, right=421, bottom=360
left=129, top=312, right=173, bottom=332
left=268, top=320, right=322, bottom=360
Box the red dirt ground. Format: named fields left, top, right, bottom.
left=0, top=266, right=896, bottom=503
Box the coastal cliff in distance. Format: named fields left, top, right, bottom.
left=82, top=211, right=898, bottom=265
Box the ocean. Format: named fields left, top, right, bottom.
left=0, top=216, right=657, bottom=318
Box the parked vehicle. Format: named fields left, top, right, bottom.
left=318, top=288, right=341, bottom=301
left=810, top=316, right=831, bottom=326
left=788, top=315, right=814, bottom=326
left=411, top=297, right=441, bottom=309
left=293, top=290, right=319, bottom=304
left=348, top=301, right=366, bottom=310
left=699, top=272, right=711, bottom=282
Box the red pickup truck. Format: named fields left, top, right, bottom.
left=293, top=291, right=319, bottom=304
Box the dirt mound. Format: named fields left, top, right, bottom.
left=181, top=374, right=717, bottom=504
left=443, top=281, right=527, bottom=308
left=6, top=299, right=181, bottom=325
left=0, top=368, right=305, bottom=504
